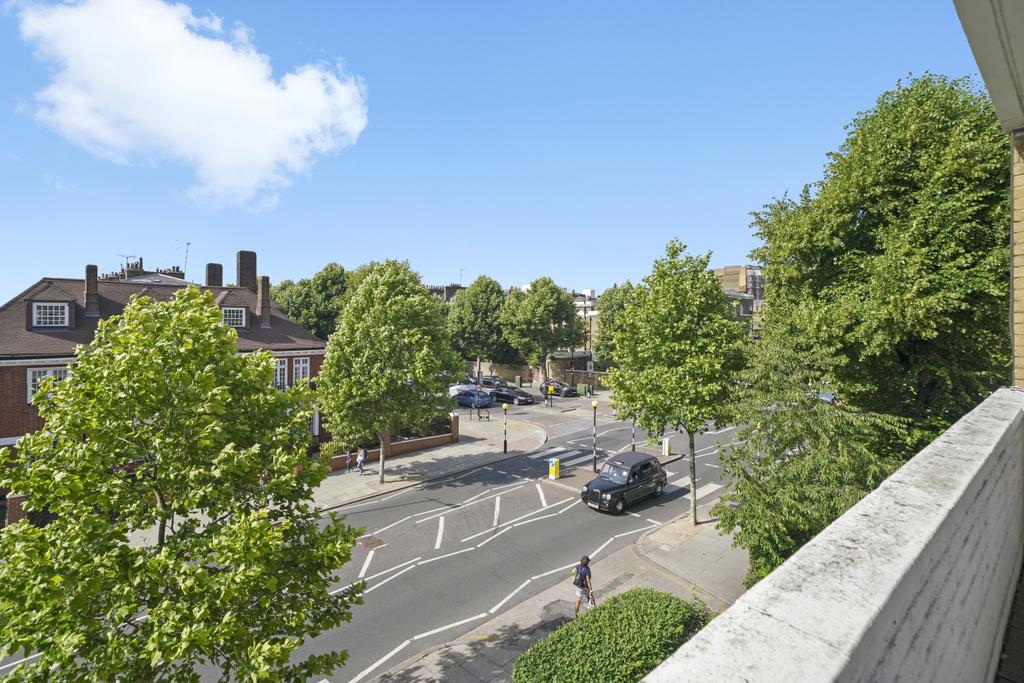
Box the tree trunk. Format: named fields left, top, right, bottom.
left=688, top=429, right=698, bottom=525
left=378, top=432, right=386, bottom=484
left=476, top=356, right=482, bottom=384
left=540, top=353, right=548, bottom=382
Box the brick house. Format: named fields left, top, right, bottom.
left=0, top=250, right=327, bottom=524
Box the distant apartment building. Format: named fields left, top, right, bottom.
left=426, top=283, right=464, bottom=302
left=0, top=250, right=327, bottom=524
left=714, top=264, right=765, bottom=323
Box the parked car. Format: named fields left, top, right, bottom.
left=488, top=386, right=534, bottom=405
left=454, top=389, right=493, bottom=409
left=580, top=453, right=668, bottom=514
left=538, top=379, right=578, bottom=397
left=479, top=375, right=508, bottom=388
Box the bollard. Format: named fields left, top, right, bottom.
left=548, top=457, right=560, bottom=480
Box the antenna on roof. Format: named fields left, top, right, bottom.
left=182, top=241, right=191, bottom=279
left=116, top=254, right=137, bottom=272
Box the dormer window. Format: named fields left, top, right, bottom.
left=221, top=307, right=246, bottom=328
left=32, top=302, right=69, bottom=327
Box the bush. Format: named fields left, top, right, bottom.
left=512, top=588, right=711, bottom=683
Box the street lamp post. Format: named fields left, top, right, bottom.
left=502, top=403, right=509, bottom=453
left=631, top=418, right=636, bottom=452
left=592, top=400, right=599, bottom=472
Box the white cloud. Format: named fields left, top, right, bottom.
left=18, top=0, right=367, bottom=207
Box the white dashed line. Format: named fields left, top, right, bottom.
left=412, top=613, right=489, bottom=641
left=348, top=638, right=410, bottom=683
left=361, top=556, right=421, bottom=583
left=364, top=564, right=417, bottom=594
left=704, top=463, right=720, bottom=469
left=434, top=516, right=445, bottom=550
left=489, top=579, right=532, bottom=614
left=614, top=524, right=659, bottom=539
left=370, top=515, right=412, bottom=536
left=418, top=547, right=474, bottom=565
left=536, top=483, right=547, bottom=508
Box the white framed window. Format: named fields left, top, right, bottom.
left=32, top=302, right=69, bottom=327
left=27, top=366, right=68, bottom=403
left=221, top=307, right=246, bottom=328
left=274, top=358, right=289, bottom=390
left=293, top=357, right=310, bottom=384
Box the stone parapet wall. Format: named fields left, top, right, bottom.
left=646, top=388, right=1024, bottom=682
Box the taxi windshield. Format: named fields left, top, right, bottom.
left=599, top=464, right=629, bottom=484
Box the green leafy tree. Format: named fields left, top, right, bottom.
left=500, top=277, right=584, bottom=380
left=0, top=287, right=361, bottom=680
left=448, top=276, right=506, bottom=380
left=752, top=74, right=1010, bottom=454
left=608, top=241, right=747, bottom=524
left=319, top=261, right=461, bottom=484
left=711, top=307, right=906, bottom=586
left=271, top=262, right=348, bottom=340
left=593, top=281, right=636, bottom=367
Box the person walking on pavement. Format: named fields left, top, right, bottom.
left=357, top=448, right=367, bottom=476
left=572, top=555, right=595, bottom=617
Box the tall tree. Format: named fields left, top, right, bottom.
left=319, top=260, right=461, bottom=484
left=0, top=287, right=361, bottom=680
left=608, top=241, right=747, bottom=524
left=271, top=262, right=348, bottom=340
left=711, top=306, right=906, bottom=586
left=593, top=281, right=636, bottom=367
left=752, top=74, right=1010, bottom=455
left=448, top=276, right=506, bottom=380
left=500, top=277, right=584, bottom=380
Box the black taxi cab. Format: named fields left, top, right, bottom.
left=580, top=452, right=668, bottom=514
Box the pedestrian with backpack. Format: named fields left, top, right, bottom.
left=572, top=555, right=595, bottom=617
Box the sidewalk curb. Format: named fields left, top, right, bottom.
left=635, top=508, right=733, bottom=609
left=317, top=422, right=548, bottom=514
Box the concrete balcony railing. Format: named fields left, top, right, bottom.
left=646, top=387, right=1024, bottom=682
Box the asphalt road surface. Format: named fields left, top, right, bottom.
left=0, top=399, right=743, bottom=681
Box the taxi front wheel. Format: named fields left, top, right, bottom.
left=612, top=497, right=625, bottom=515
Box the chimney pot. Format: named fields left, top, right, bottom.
left=237, top=250, right=257, bottom=293
left=257, top=275, right=272, bottom=328
left=85, top=264, right=99, bottom=316
left=205, top=263, right=223, bottom=288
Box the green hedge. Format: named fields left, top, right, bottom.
left=512, top=588, right=712, bottom=683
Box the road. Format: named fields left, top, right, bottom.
left=0, top=397, right=743, bottom=681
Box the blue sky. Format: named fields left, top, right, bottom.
left=0, top=1, right=983, bottom=303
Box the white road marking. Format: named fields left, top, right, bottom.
left=482, top=466, right=494, bottom=471
left=476, top=526, right=511, bottom=548
left=358, top=545, right=385, bottom=579
left=434, top=516, right=445, bottom=550
left=530, top=563, right=576, bottom=581
left=360, top=556, right=422, bottom=583
left=364, top=564, right=417, bottom=594
left=462, top=480, right=524, bottom=504
left=536, top=483, right=547, bottom=508
left=413, top=505, right=456, bottom=517
left=560, top=452, right=597, bottom=468
left=704, top=463, right=720, bottom=469
left=614, top=523, right=659, bottom=539
left=706, top=425, right=738, bottom=435
left=461, top=497, right=573, bottom=542
left=590, top=537, right=614, bottom=559
left=528, top=447, right=566, bottom=460
left=625, top=511, right=640, bottom=518
left=331, top=488, right=410, bottom=512
left=512, top=512, right=558, bottom=528
left=348, top=638, right=410, bottom=683
left=493, top=496, right=501, bottom=527
left=412, top=613, right=489, bottom=641
left=415, top=486, right=524, bottom=524
left=452, top=469, right=479, bottom=480
left=646, top=518, right=661, bottom=526
left=489, top=579, right=532, bottom=614
left=557, top=499, right=581, bottom=514
left=0, top=653, right=42, bottom=673
left=370, top=515, right=412, bottom=536
left=418, top=547, right=474, bottom=565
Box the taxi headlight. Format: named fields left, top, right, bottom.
left=601, top=493, right=611, bottom=500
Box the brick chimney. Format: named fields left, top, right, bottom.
left=256, top=275, right=272, bottom=328
left=205, top=263, right=223, bottom=288
left=236, top=250, right=257, bottom=293
left=85, top=264, right=99, bottom=316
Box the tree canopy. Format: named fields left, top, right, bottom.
left=500, top=277, right=584, bottom=378
left=0, top=287, right=360, bottom=680
left=271, top=262, right=348, bottom=340
left=608, top=241, right=747, bottom=522
left=593, top=282, right=636, bottom=367
left=318, top=260, right=461, bottom=483
left=448, top=276, right=506, bottom=376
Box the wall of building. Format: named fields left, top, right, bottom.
left=646, top=388, right=1024, bottom=682
left=0, top=365, right=56, bottom=441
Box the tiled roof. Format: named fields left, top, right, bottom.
left=0, top=278, right=326, bottom=360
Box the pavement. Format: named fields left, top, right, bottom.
left=313, top=410, right=548, bottom=510
left=376, top=503, right=748, bottom=683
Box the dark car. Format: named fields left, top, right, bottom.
left=479, top=375, right=508, bottom=388
left=488, top=386, right=534, bottom=405
left=580, top=453, right=668, bottom=514
left=539, top=379, right=578, bottom=397
left=454, top=389, right=493, bottom=409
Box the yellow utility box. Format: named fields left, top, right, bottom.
left=548, top=458, right=560, bottom=480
